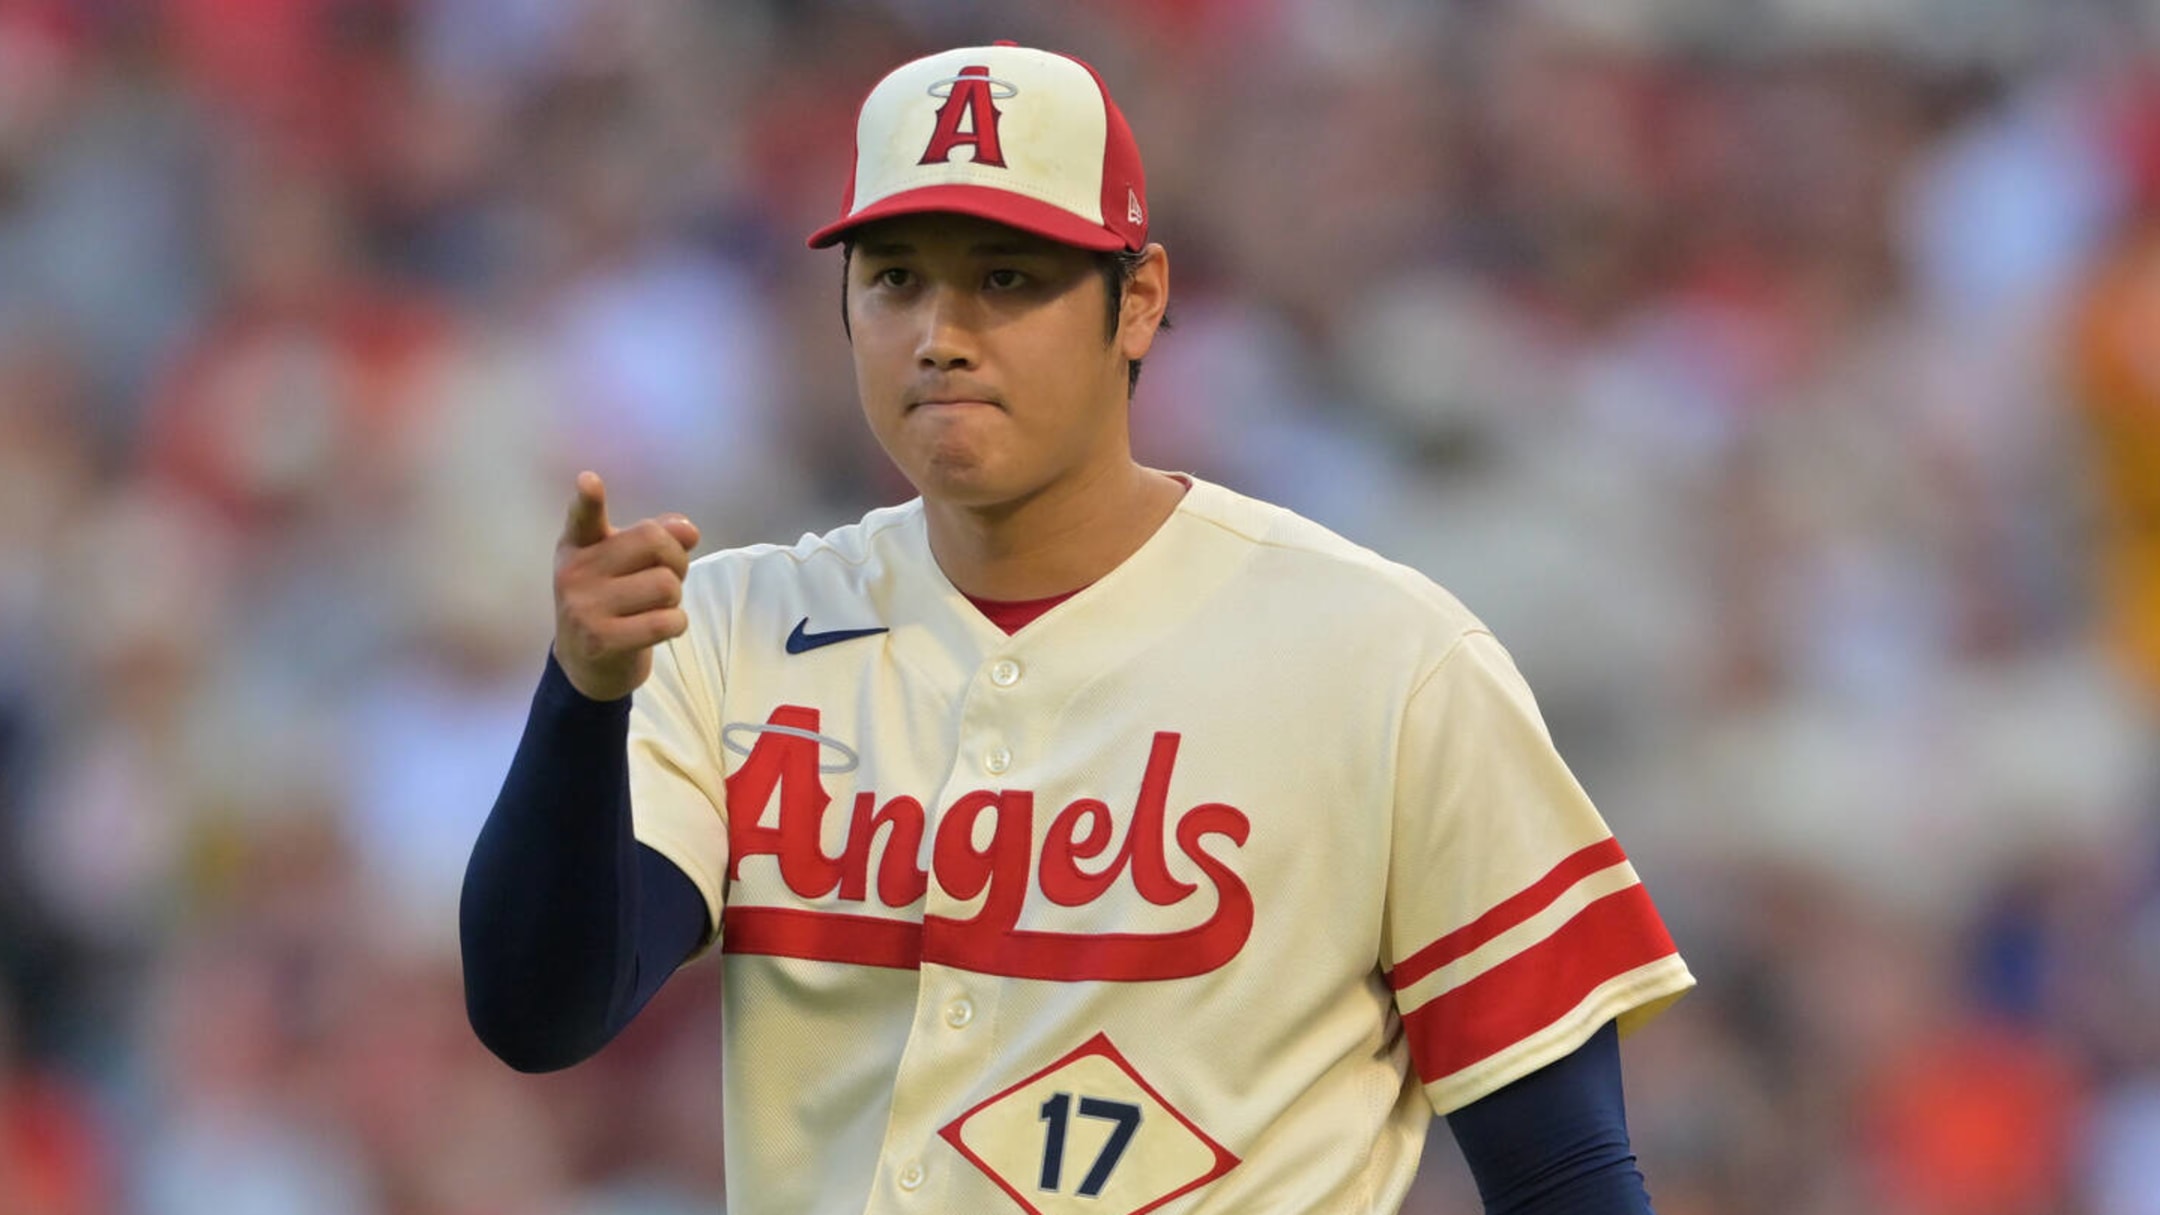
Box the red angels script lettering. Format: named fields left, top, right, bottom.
left=931, top=790, right=1035, bottom=936
left=837, top=793, right=928, bottom=906
left=920, top=65, right=1008, bottom=167
left=1039, top=735, right=1202, bottom=906
left=1040, top=798, right=1117, bottom=905
left=720, top=709, right=1253, bottom=981
left=722, top=704, right=843, bottom=897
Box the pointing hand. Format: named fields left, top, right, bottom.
left=552, top=471, right=701, bottom=701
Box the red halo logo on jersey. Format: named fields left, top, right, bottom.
left=719, top=705, right=1252, bottom=981
left=920, top=65, right=1012, bottom=167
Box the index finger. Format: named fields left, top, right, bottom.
left=563, top=471, right=611, bottom=548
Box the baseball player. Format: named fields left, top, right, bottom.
left=463, top=41, right=1694, bottom=1215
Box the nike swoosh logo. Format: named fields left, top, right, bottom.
left=786, top=618, right=889, bottom=654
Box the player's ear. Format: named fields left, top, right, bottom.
left=1117, top=244, right=1169, bottom=364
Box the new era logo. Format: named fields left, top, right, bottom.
left=1127, top=187, right=1143, bottom=225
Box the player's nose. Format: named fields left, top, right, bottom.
left=914, top=284, right=981, bottom=371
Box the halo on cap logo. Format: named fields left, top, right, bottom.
left=926, top=73, right=1018, bottom=100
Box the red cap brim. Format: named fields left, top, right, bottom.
left=806, top=184, right=1132, bottom=251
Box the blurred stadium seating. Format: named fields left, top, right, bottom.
left=1, top=1, right=2157, bottom=1212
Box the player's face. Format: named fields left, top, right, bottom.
left=844, top=213, right=1162, bottom=510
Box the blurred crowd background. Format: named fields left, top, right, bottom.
left=2, top=0, right=2159, bottom=1212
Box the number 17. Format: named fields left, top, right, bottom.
left=1038, top=1092, right=1142, bottom=1197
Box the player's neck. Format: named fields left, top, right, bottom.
left=923, top=461, right=1187, bottom=602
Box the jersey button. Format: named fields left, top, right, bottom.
left=944, top=999, right=975, bottom=1028
left=898, top=1161, right=925, bottom=1191
left=984, top=746, right=1012, bottom=775
left=990, top=659, right=1021, bottom=687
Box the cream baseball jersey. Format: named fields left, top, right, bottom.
left=627, top=476, right=1694, bottom=1215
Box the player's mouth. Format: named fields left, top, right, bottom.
left=907, top=388, right=1004, bottom=412
left=911, top=400, right=1000, bottom=415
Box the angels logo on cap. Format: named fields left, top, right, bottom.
left=920, top=65, right=1013, bottom=167
left=807, top=42, right=1148, bottom=252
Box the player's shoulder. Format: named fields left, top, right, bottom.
left=681, top=499, right=923, bottom=596
left=1180, top=476, right=1489, bottom=645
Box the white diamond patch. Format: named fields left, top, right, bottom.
left=939, top=1033, right=1237, bottom=1215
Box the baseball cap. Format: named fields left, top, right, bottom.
left=806, top=42, right=1148, bottom=253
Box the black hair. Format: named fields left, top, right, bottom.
left=840, top=242, right=1168, bottom=397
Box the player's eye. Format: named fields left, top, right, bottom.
left=985, top=268, right=1028, bottom=291
left=873, top=267, right=913, bottom=289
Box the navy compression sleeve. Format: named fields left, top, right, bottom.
left=1443, top=1021, right=1653, bottom=1214
left=460, top=653, right=711, bottom=1072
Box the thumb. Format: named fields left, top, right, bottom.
left=563, top=471, right=611, bottom=547
left=659, top=513, right=701, bottom=553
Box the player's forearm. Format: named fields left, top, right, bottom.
left=1445, top=1021, right=1657, bottom=1215
left=460, top=653, right=674, bottom=1071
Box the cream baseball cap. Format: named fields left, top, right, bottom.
left=807, top=42, right=1148, bottom=252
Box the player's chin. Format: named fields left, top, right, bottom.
left=913, top=461, right=1003, bottom=504
left=906, top=447, right=1028, bottom=506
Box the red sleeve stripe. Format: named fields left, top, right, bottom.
left=1387, top=837, right=1627, bottom=992
left=1399, top=881, right=1677, bottom=1084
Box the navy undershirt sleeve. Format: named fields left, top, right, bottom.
left=1443, top=1021, right=1654, bottom=1214
left=460, top=653, right=712, bottom=1072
